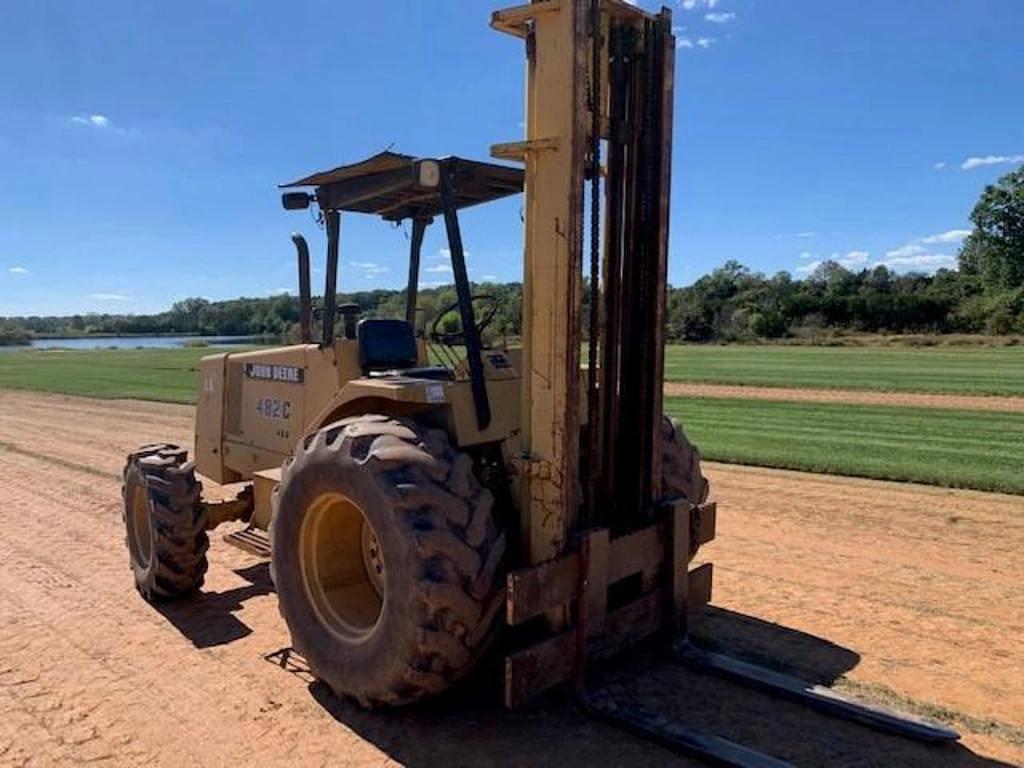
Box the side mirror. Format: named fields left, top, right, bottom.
left=282, top=192, right=312, bottom=210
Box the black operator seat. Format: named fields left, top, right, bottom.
left=356, top=318, right=453, bottom=381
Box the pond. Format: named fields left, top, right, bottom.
left=2, top=335, right=269, bottom=351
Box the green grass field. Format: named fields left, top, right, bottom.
left=0, top=348, right=219, bottom=403
left=663, top=344, right=1024, bottom=396
left=2, top=345, right=1022, bottom=494
left=665, top=396, right=1024, bottom=495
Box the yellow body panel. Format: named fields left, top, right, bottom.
left=493, top=0, right=587, bottom=565
left=194, top=339, right=522, bottom=525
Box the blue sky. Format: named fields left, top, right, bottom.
left=1, top=0, right=1022, bottom=316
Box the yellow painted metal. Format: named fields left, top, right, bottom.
left=251, top=467, right=282, bottom=530
left=194, top=353, right=234, bottom=483
left=195, top=334, right=521, bottom=488
left=300, top=490, right=383, bottom=642
left=493, top=0, right=588, bottom=565
left=201, top=483, right=255, bottom=531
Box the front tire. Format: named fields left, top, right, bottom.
left=661, top=415, right=709, bottom=506
left=122, top=444, right=208, bottom=601
left=271, top=415, right=505, bottom=708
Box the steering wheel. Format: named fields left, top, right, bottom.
left=430, top=294, right=500, bottom=346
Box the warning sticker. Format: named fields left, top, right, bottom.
left=425, top=383, right=446, bottom=404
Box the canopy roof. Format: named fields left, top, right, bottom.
left=280, top=151, right=523, bottom=221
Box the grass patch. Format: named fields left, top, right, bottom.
left=0, top=348, right=225, bottom=403
left=663, top=345, right=1024, bottom=396
left=665, top=396, right=1024, bottom=494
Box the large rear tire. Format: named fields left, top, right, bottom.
left=661, top=415, right=709, bottom=506
left=271, top=415, right=505, bottom=708
left=122, top=444, right=208, bottom=602
left=661, top=415, right=710, bottom=559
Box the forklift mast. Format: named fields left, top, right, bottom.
left=492, top=0, right=674, bottom=563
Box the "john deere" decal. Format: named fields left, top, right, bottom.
left=244, top=363, right=304, bottom=384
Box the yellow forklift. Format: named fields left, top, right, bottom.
left=122, top=2, right=957, bottom=763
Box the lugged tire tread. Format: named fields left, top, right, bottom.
left=272, top=416, right=504, bottom=707
left=122, top=443, right=208, bottom=601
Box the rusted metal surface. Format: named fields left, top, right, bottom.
left=674, top=644, right=960, bottom=744
left=573, top=527, right=609, bottom=692
left=494, top=0, right=588, bottom=568
left=223, top=526, right=271, bottom=558
left=584, top=694, right=794, bottom=768
left=667, top=498, right=691, bottom=642
left=506, top=579, right=717, bottom=707
left=648, top=10, right=675, bottom=501
left=506, top=503, right=716, bottom=625
left=201, top=484, right=253, bottom=530
left=490, top=0, right=562, bottom=38
left=281, top=151, right=523, bottom=222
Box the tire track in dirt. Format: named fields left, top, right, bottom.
left=0, top=392, right=678, bottom=767
left=665, top=382, right=1024, bottom=412
left=1, top=390, right=1022, bottom=766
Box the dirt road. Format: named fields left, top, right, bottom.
left=1, top=390, right=1021, bottom=767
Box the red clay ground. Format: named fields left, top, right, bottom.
left=0, top=390, right=1021, bottom=767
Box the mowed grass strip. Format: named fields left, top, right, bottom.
left=663, top=345, right=1024, bottom=396
left=0, top=348, right=218, bottom=403
left=665, top=396, right=1024, bottom=495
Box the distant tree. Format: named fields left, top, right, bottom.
left=959, top=167, right=1024, bottom=290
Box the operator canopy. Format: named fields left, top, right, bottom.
left=280, top=151, right=523, bottom=222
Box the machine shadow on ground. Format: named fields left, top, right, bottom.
left=155, top=563, right=274, bottom=648
left=294, top=608, right=1014, bottom=768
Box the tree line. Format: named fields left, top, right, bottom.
left=3, top=167, right=1021, bottom=344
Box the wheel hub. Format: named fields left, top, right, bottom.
left=300, top=492, right=385, bottom=642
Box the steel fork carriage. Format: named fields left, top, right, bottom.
left=504, top=499, right=716, bottom=707
left=503, top=496, right=958, bottom=767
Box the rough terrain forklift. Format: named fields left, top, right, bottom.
left=122, top=2, right=957, bottom=763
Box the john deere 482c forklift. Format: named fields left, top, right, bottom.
left=123, top=2, right=956, bottom=762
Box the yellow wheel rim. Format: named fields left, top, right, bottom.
left=129, top=482, right=153, bottom=567
left=299, top=492, right=385, bottom=642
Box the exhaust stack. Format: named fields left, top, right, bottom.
left=291, top=234, right=313, bottom=343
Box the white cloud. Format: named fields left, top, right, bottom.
left=265, top=288, right=290, bottom=295
left=8, top=266, right=27, bottom=274
left=960, top=154, right=1024, bottom=171
left=482, top=274, right=499, bottom=281
left=795, top=250, right=869, bottom=275
left=434, top=247, right=469, bottom=261
left=796, top=239, right=958, bottom=276
left=679, top=35, right=715, bottom=49
left=921, top=229, right=971, bottom=244
left=795, top=231, right=816, bottom=238
left=877, top=253, right=956, bottom=271
left=426, top=264, right=453, bottom=274
left=705, top=11, right=735, bottom=22
left=873, top=230, right=966, bottom=273
left=681, top=0, right=719, bottom=9
left=350, top=260, right=388, bottom=275
left=89, top=292, right=130, bottom=301
left=885, top=243, right=925, bottom=260
left=840, top=250, right=870, bottom=267
left=933, top=162, right=947, bottom=171
left=71, top=114, right=111, bottom=129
